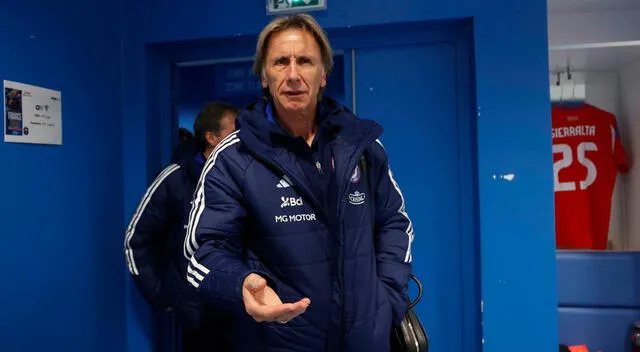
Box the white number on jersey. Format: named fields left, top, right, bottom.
left=552, top=142, right=598, bottom=192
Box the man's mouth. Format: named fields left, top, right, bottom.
left=283, top=91, right=305, bottom=97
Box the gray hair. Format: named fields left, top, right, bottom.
left=252, top=13, right=334, bottom=79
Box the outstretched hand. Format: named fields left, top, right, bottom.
left=242, top=273, right=311, bottom=323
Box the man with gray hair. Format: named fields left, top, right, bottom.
left=184, top=13, right=414, bottom=351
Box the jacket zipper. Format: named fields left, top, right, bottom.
left=335, top=133, right=379, bottom=351
left=336, top=158, right=356, bottom=352
left=244, top=130, right=379, bottom=351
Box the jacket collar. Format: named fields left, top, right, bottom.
left=237, top=96, right=382, bottom=156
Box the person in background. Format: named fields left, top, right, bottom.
left=179, top=127, right=194, bottom=142
left=184, top=14, right=414, bottom=351
left=124, top=101, right=239, bottom=352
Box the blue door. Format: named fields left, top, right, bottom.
left=353, top=35, right=478, bottom=352
left=163, top=23, right=478, bottom=352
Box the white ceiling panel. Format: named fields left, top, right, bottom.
left=548, top=0, right=640, bottom=14
left=549, top=42, right=640, bottom=71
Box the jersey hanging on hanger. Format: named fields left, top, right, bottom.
left=552, top=103, right=630, bottom=250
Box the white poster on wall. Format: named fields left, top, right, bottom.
left=266, top=0, right=326, bottom=15
left=3, top=80, right=62, bottom=145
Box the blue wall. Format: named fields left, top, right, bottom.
left=120, top=1, right=557, bottom=351
left=0, top=1, right=557, bottom=351
left=0, top=1, right=126, bottom=351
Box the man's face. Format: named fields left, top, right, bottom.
left=262, top=28, right=327, bottom=115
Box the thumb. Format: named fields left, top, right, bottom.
left=247, top=274, right=267, bottom=291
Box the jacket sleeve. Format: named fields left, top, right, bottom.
left=370, top=140, right=413, bottom=325
left=124, top=164, right=180, bottom=310
left=183, top=134, right=275, bottom=314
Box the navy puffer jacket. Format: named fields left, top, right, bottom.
left=184, top=97, right=414, bottom=351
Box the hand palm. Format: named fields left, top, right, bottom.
left=242, top=273, right=311, bottom=323
left=252, top=283, right=283, bottom=306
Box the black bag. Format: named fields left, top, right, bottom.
left=358, top=154, right=429, bottom=352
left=389, top=274, right=429, bottom=352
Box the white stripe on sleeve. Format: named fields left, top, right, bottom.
left=183, top=131, right=241, bottom=260
left=376, top=139, right=414, bottom=263
left=124, top=163, right=181, bottom=275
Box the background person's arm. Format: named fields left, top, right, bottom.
left=124, top=164, right=180, bottom=310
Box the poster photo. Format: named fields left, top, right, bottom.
left=3, top=80, right=62, bottom=145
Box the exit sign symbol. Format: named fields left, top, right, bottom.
left=267, top=0, right=326, bottom=15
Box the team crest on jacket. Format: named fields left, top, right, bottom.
left=350, top=165, right=361, bottom=183
left=348, top=191, right=366, bottom=205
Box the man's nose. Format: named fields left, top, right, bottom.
left=286, top=62, right=301, bottom=82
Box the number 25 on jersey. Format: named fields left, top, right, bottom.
left=553, top=142, right=598, bottom=192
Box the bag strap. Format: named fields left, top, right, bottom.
left=358, top=152, right=423, bottom=309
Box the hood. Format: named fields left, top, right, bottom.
left=170, top=139, right=204, bottom=184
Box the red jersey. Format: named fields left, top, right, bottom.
left=552, top=104, right=629, bottom=250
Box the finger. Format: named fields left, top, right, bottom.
left=276, top=299, right=311, bottom=322
left=243, top=287, right=294, bottom=322
left=253, top=286, right=281, bottom=306
left=260, top=286, right=283, bottom=306
left=267, top=299, right=311, bottom=323
left=286, top=298, right=310, bottom=312
left=251, top=303, right=294, bottom=322
left=242, top=285, right=263, bottom=318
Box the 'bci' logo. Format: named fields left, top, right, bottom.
left=280, top=196, right=303, bottom=208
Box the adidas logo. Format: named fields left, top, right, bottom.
left=276, top=176, right=292, bottom=189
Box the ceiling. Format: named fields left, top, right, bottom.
left=549, top=43, right=640, bottom=71
left=547, top=0, right=640, bottom=71
left=548, top=0, right=640, bottom=15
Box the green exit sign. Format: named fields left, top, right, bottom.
left=266, top=0, right=327, bottom=15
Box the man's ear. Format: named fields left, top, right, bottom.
left=321, top=69, right=327, bottom=88
left=204, top=131, right=218, bottom=148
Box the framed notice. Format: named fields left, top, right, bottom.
left=4, top=80, right=62, bottom=145
left=266, top=0, right=327, bottom=15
